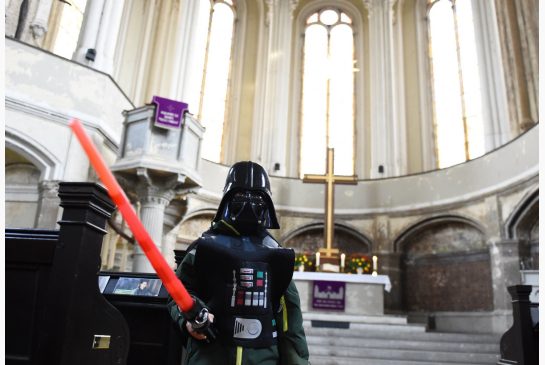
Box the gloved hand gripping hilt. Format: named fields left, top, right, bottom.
left=182, top=299, right=218, bottom=343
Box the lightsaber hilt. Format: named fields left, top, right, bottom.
left=183, top=305, right=218, bottom=343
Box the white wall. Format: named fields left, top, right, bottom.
left=196, top=125, right=538, bottom=216
left=5, top=38, right=134, bottom=182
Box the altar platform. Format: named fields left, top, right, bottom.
left=292, top=272, right=392, bottom=316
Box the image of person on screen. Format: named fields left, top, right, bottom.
left=168, top=161, right=309, bottom=365
left=134, top=279, right=153, bottom=296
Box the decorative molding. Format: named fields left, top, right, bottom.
left=5, top=184, right=40, bottom=202
left=5, top=126, right=61, bottom=181
left=5, top=95, right=120, bottom=152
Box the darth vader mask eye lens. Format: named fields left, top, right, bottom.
left=225, top=191, right=269, bottom=225
left=229, top=200, right=244, bottom=214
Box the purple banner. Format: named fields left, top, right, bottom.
left=312, top=280, right=345, bottom=311
left=152, top=96, right=188, bottom=129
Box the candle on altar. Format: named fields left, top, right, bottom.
left=316, top=252, right=320, bottom=268
left=340, top=253, right=346, bottom=269
left=372, top=255, right=378, bottom=276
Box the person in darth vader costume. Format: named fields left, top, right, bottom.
left=168, top=161, right=310, bottom=365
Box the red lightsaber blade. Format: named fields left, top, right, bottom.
left=69, top=119, right=194, bottom=312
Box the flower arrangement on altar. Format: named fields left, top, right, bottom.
left=294, top=252, right=314, bottom=271
left=346, top=255, right=372, bottom=274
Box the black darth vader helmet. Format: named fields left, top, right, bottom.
left=213, top=161, right=280, bottom=229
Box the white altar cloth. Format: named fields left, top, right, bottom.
left=292, top=272, right=392, bottom=315
left=293, top=272, right=392, bottom=292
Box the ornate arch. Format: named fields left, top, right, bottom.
left=504, top=188, right=539, bottom=269
left=178, top=209, right=217, bottom=244
left=504, top=188, right=539, bottom=240
left=282, top=222, right=372, bottom=253
left=394, top=213, right=492, bottom=311
left=394, top=214, right=486, bottom=253
left=5, top=128, right=61, bottom=180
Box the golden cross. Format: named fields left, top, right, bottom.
left=303, top=148, right=358, bottom=257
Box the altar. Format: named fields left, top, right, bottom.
left=292, top=272, right=391, bottom=316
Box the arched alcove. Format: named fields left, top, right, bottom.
left=395, top=216, right=492, bottom=312
left=505, top=189, right=539, bottom=269
left=5, top=149, right=41, bottom=228
left=282, top=223, right=371, bottom=254
left=177, top=211, right=216, bottom=246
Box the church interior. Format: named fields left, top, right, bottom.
left=5, top=0, right=539, bottom=364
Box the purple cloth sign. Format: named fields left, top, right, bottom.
left=312, top=280, right=345, bottom=311
left=152, top=96, right=188, bottom=129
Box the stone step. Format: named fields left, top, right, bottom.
left=309, top=355, right=497, bottom=365
left=303, top=311, right=409, bottom=325
left=303, top=326, right=500, bottom=343
left=308, top=344, right=500, bottom=364
left=304, top=320, right=427, bottom=333
left=307, top=336, right=499, bottom=353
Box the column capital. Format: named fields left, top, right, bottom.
left=30, top=0, right=53, bottom=40
left=488, top=238, right=520, bottom=254
left=265, top=0, right=276, bottom=26
left=363, top=0, right=398, bottom=14
left=133, top=168, right=187, bottom=206
left=289, top=0, right=299, bottom=19
left=38, top=179, right=59, bottom=195
left=163, top=198, right=188, bottom=233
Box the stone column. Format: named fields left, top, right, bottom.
left=162, top=198, right=188, bottom=268
left=134, top=190, right=175, bottom=273
left=73, top=0, right=105, bottom=63
left=380, top=252, right=402, bottom=311
left=132, top=0, right=157, bottom=106
left=494, top=0, right=538, bottom=132
left=170, top=0, right=201, bottom=100
left=34, top=180, right=60, bottom=229
left=29, top=0, right=53, bottom=42
left=472, top=0, right=510, bottom=150
left=252, top=0, right=298, bottom=175
left=488, top=239, right=521, bottom=332
left=132, top=168, right=184, bottom=272
left=93, top=0, right=125, bottom=74
left=363, top=0, right=404, bottom=178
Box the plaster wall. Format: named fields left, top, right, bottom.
left=5, top=38, right=133, bottom=145
left=194, top=124, right=537, bottom=223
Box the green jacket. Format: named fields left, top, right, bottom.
left=167, top=222, right=310, bottom=365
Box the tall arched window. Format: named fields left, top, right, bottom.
left=300, top=9, right=355, bottom=177
left=428, top=0, right=485, bottom=168
left=195, top=0, right=236, bottom=163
